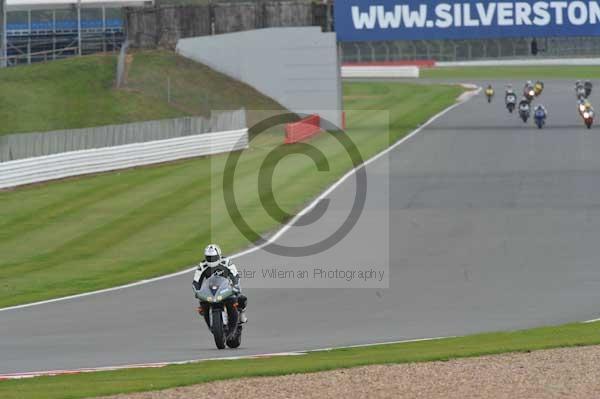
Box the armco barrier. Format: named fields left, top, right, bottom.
left=0, top=109, right=247, bottom=163
left=436, top=58, right=600, bottom=67
left=341, top=65, right=419, bottom=78
left=343, top=60, right=436, bottom=68
left=285, top=115, right=321, bottom=144
left=0, top=128, right=248, bottom=190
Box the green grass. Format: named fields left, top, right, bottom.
left=0, top=50, right=284, bottom=136
left=0, top=81, right=463, bottom=309
left=125, top=50, right=284, bottom=127
left=421, top=65, right=600, bottom=80
left=3, top=320, right=600, bottom=399
left=0, top=55, right=182, bottom=136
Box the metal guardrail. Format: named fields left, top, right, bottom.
left=0, top=128, right=249, bottom=190
left=340, top=37, right=600, bottom=63
left=0, top=110, right=247, bottom=162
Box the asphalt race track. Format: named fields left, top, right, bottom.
left=3, top=80, right=600, bottom=374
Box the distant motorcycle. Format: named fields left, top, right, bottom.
left=505, top=93, right=517, bottom=113
left=583, top=109, right=594, bottom=129
left=584, top=81, right=593, bottom=97
left=519, top=102, right=530, bottom=122
left=576, top=85, right=587, bottom=100
left=534, top=81, right=544, bottom=97
left=485, top=86, right=494, bottom=103
left=534, top=107, right=546, bottom=129
left=524, top=86, right=535, bottom=102
left=195, top=266, right=243, bottom=349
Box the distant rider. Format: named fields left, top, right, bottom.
left=534, top=80, right=544, bottom=95
left=193, top=244, right=248, bottom=323
left=485, top=84, right=494, bottom=102
left=576, top=80, right=587, bottom=99
left=579, top=99, right=593, bottom=113
left=534, top=104, right=548, bottom=118
left=584, top=80, right=593, bottom=97
left=505, top=85, right=516, bottom=101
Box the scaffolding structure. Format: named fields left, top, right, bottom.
left=3, top=0, right=149, bottom=66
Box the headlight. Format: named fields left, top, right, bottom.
left=580, top=105, right=586, bottom=112
left=529, top=90, right=535, bottom=96
left=584, top=112, right=590, bottom=119
left=217, top=295, right=223, bottom=301
left=207, top=296, right=214, bottom=302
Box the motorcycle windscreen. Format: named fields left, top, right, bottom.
left=199, top=275, right=232, bottom=299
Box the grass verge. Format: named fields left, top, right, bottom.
left=0, top=81, right=463, bottom=308
left=0, top=50, right=283, bottom=136
left=2, top=321, right=600, bottom=398
left=421, top=65, right=600, bottom=80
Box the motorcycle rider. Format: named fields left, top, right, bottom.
left=579, top=98, right=593, bottom=114
left=524, top=81, right=535, bottom=100
left=505, top=84, right=515, bottom=97
left=576, top=80, right=586, bottom=99
left=584, top=80, right=593, bottom=97
left=193, top=244, right=248, bottom=324
left=534, top=104, right=548, bottom=120
left=534, top=80, right=544, bottom=95
left=485, top=84, right=494, bottom=101
left=519, top=97, right=531, bottom=119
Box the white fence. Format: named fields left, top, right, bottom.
left=0, top=109, right=247, bottom=162
left=436, top=57, right=600, bottom=67
left=0, top=128, right=248, bottom=190
left=341, top=65, right=420, bottom=78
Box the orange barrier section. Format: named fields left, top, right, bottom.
left=285, top=114, right=321, bottom=144
left=343, top=60, right=436, bottom=68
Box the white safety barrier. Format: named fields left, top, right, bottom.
left=437, top=58, right=600, bottom=67
left=0, top=128, right=248, bottom=190
left=341, top=65, right=420, bottom=78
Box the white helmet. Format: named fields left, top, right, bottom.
left=204, top=244, right=222, bottom=267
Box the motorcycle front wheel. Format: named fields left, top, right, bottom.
left=212, top=309, right=226, bottom=349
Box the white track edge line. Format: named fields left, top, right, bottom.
left=0, top=85, right=481, bottom=314
left=0, top=335, right=453, bottom=379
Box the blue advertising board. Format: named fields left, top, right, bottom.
left=335, top=0, right=600, bottom=41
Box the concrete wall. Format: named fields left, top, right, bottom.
left=126, top=2, right=330, bottom=49
left=177, top=27, right=342, bottom=128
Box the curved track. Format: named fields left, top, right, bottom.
left=3, top=80, right=600, bottom=374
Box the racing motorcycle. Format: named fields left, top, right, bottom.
left=534, top=107, right=546, bottom=129
left=576, top=84, right=587, bottom=100
left=505, top=93, right=517, bottom=113
left=584, top=81, right=593, bottom=98
left=485, top=86, right=494, bottom=103
left=195, top=266, right=243, bottom=349
left=583, top=109, right=594, bottom=129
left=524, top=86, right=535, bottom=102
left=519, top=102, right=530, bottom=123
left=534, top=81, right=544, bottom=96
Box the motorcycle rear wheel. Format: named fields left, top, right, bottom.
left=227, top=325, right=243, bottom=348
